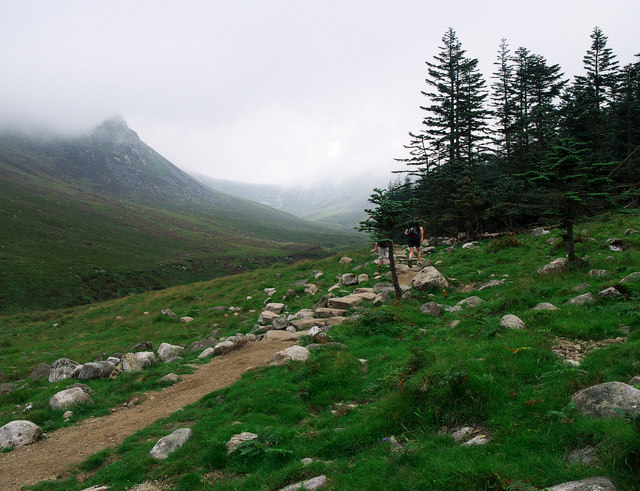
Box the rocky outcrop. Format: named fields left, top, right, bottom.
left=270, top=346, right=310, bottom=366
left=157, top=343, right=185, bottom=362
left=29, top=363, right=51, bottom=380
left=149, top=428, right=193, bottom=459
left=76, top=361, right=116, bottom=380
left=547, top=476, right=616, bottom=491
left=121, top=352, right=157, bottom=371
left=49, top=358, right=80, bottom=382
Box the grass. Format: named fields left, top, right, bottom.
left=1, top=210, right=639, bottom=489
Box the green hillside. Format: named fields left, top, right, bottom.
left=0, top=125, right=361, bottom=313
left=0, top=210, right=638, bottom=489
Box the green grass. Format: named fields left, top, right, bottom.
left=1, top=210, right=639, bottom=490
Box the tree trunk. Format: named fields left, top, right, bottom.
left=388, top=246, right=403, bottom=300
left=563, top=219, right=577, bottom=262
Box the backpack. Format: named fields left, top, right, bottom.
left=408, top=226, right=420, bottom=237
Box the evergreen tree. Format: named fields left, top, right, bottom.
left=490, top=38, right=516, bottom=160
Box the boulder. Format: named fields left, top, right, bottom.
left=621, top=272, right=640, bottom=283
left=121, top=352, right=157, bottom=371
left=265, top=302, right=286, bottom=314
left=572, top=382, right=640, bottom=417
left=457, top=296, right=484, bottom=309
left=272, top=315, right=289, bottom=330
left=537, top=258, right=567, bottom=275
left=314, top=307, right=347, bottom=318
left=531, top=227, right=550, bottom=237
left=0, top=420, right=42, bottom=450
left=288, top=309, right=314, bottom=321
left=161, top=309, right=177, bottom=318
left=419, top=302, right=443, bottom=317
left=500, top=314, right=526, bottom=330
left=477, top=279, right=505, bottom=290
left=357, top=274, right=369, bottom=283
left=629, top=376, right=640, bottom=386
left=189, top=338, right=216, bottom=352
left=213, top=340, right=236, bottom=356
left=76, top=361, right=116, bottom=380
left=278, top=475, right=327, bottom=491
left=198, top=347, right=215, bottom=359
left=159, top=373, right=179, bottom=383
left=588, top=269, right=608, bottom=277
left=29, top=363, right=51, bottom=380
left=339, top=273, right=358, bottom=286
left=48, top=358, right=80, bottom=382
left=291, top=318, right=328, bottom=330
left=327, top=295, right=365, bottom=310
left=0, top=383, right=16, bottom=395
left=304, top=284, right=319, bottom=295
left=270, top=346, right=311, bottom=366
left=573, top=283, right=591, bottom=292
left=258, top=310, right=280, bottom=325
left=411, top=266, right=449, bottom=291
left=372, top=292, right=390, bottom=306
left=532, top=302, right=559, bottom=311
left=157, top=343, right=185, bottom=363
left=339, top=256, right=352, bottom=264
left=373, top=283, right=394, bottom=294
left=49, top=387, right=94, bottom=411
left=599, top=287, right=622, bottom=299
left=149, top=428, right=193, bottom=460
left=547, top=477, right=616, bottom=491
left=227, top=432, right=258, bottom=453
left=566, top=293, right=596, bottom=305
left=179, top=316, right=194, bottom=323
left=312, top=294, right=334, bottom=311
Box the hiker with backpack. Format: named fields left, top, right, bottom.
left=374, top=238, right=391, bottom=274
left=404, top=218, right=424, bottom=268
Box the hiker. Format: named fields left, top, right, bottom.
left=374, top=238, right=391, bottom=274
left=404, top=218, right=424, bottom=268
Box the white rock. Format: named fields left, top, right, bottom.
left=279, top=475, right=327, bottom=491
left=411, top=266, right=449, bottom=291
left=0, top=420, right=42, bottom=450
left=339, top=256, right=352, bottom=264
left=149, top=428, right=193, bottom=459
left=547, top=476, right=616, bottom=491
left=198, top=347, right=215, bottom=358
left=599, top=287, right=622, bottom=299
left=537, top=258, right=567, bottom=275
left=49, top=387, right=94, bottom=411
left=270, top=346, right=310, bottom=366
left=157, top=343, right=185, bottom=362
left=532, top=302, right=558, bottom=311
left=457, top=296, right=484, bottom=309
left=566, top=293, right=596, bottom=305
left=500, top=314, right=526, bottom=330
left=339, top=273, right=358, bottom=286
left=179, top=316, right=194, bottom=323
left=226, top=432, right=258, bottom=453
left=258, top=310, right=280, bottom=324
left=265, top=303, right=286, bottom=314
left=213, top=341, right=236, bottom=356
left=357, top=274, right=369, bottom=283
left=48, top=358, right=80, bottom=382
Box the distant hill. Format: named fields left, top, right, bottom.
left=194, top=173, right=390, bottom=230
left=0, top=118, right=360, bottom=312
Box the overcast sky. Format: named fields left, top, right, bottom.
left=1, top=1, right=638, bottom=185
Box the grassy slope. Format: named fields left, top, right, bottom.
left=0, top=146, right=361, bottom=313
left=1, top=211, right=639, bottom=490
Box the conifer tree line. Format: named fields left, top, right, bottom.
left=390, top=26, right=640, bottom=239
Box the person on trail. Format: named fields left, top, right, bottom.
left=404, top=218, right=424, bottom=268
left=374, top=238, right=391, bottom=274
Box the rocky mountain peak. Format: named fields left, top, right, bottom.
left=91, top=115, right=140, bottom=145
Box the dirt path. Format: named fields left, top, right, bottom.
left=0, top=338, right=296, bottom=490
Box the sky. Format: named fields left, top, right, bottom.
left=1, top=1, right=638, bottom=185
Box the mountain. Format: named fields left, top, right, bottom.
left=0, top=118, right=360, bottom=312
left=194, top=173, right=390, bottom=230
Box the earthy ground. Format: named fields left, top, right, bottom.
left=0, top=337, right=297, bottom=491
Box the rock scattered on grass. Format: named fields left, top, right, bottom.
left=278, top=475, right=327, bottom=491
left=547, top=476, right=616, bottom=491
left=599, top=287, right=622, bottom=299
left=500, top=314, right=526, bottom=330
left=419, top=302, right=443, bottom=317
left=566, top=293, right=595, bottom=305
left=149, top=428, right=193, bottom=460
left=226, top=432, right=258, bottom=453
left=537, top=258, right=566, bottom=275
left=157, top=343, right=185, bottom=363
left=159, top=373, right=179, bottom=384
left=49, top=387, right=94, bottom=411
left=572, top=381, right=640, bottom=417
left=270, top=346, right=310, bottom=366
left=532, top=302, right=558, bottom=311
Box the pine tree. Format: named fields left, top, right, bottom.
left=491, top=38, right=516, bottom=159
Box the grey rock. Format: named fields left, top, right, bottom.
left=279, top=475, right=327, bottom=491
left=258, top=310, right=280, bottom=324
left=273, top=315, right=290, bottom=330
left=270, top=346, right=310, bottom=366
left=63, top=410, right=73, bottom=421
left=573, top=381, right=640, bottom=417
left=419, top=302, right=443, bottom=317
left=339, top=273, right=358, bottom=286
left=531, top=227, right=550, bottom=237
left=265, top=302, right=286, bottom=314
left=462, top=434, right=490, bottom=446
left=477, top=279, right=505, bottom=290
left=311, top=270, right=324, bottom=279
left=451, top=426, right=474, bottom=442
left=0, top=383, right=16, bottom=395
left=49, top=358, right=80, bottom=382
left=213, top=340, right=236, bottom=356
left=566, top=293, right=596, bottom=305
left=462, top=241, right=478, bottom=249
left=161, top=309, right=177, bottom=318
left=457, top=296, right=485, bottom=309
left=500, top=314, right=526, bottom=330
left=208, top=306, right=227, bottom=311
left=532, top=302, right=559, bottom=311
left=288, top=309, right=314, bottom=321
left=312, top=294, right=334, bottom=311
left=189, top=338, right=215, bottom=352
left=629, top=376, right=640, bottom=386
left=121, top=352, right=157, bottom=371
left=198, top=347, right=215, bottom=359
left=49, top=387, right=94, bottom=411
left=159, top=373, right=179, bottom=383
left=573, top=283, right=591, bottom=292
left=373, top=283, right=394, bottom=294
left=339, top=256, right=352, bottom=264
left=411, top=266, right=449, bottom=291
left=0, top=420, right=42, bottom=450
left=537, top=258, right=567, bottom=275
left=149, top=428, right=193, bottom=459
left=588, top=269, right=608, bottom=277
left=621, top=272, right=640, bottom=283
left=547, top=476, right=616, bottom=491
left=372, top=292, right=390, bottom=306
left=567, top=446, right=598, bottom=466
left=357, top=274, right=369, bottom=283
left=29, top=363, right=51, bottom=380
left=599, top=287, right=622, bottom=299
left=227, top=432, right=258, bottom=453
left=157, top=343, right=185, bottom=362
left=76, top=361, right=116, bottom=380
